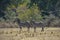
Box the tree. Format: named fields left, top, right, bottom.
left=0, top=0, right=11, bottom=21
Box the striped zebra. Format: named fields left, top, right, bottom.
left=31, top=20, right=45, bottom=32
left=14, top=18, right=31, bottom=32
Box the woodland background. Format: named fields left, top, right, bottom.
left=0, top=0, right=60, bottom=27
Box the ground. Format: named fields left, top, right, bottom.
left=0, top=27, right=60, bottom=40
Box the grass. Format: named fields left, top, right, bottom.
left=0, top=27, right=60, bottom=40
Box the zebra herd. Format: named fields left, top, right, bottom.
left=15, top=18, right=45, bottom=32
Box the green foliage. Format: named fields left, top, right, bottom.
left=18, top=3, right=42, bottom=22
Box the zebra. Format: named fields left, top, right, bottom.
left=14, top=18, right=31, bottom=32
left=25, top=21, right=31, bottom=32
left=30, top=20, right=45, bottom=32
left=14, top=18, right=24, bottom=31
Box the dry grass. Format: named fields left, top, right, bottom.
left=0, top=27, right=60, bottom=40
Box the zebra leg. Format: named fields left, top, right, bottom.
left=27, top=27, right=30, bottom=33
left=20, top=26, right=22, bottom=32
left=34, top=26, right=36, bottom=32
left=41, top=26, right=44, bottom=32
